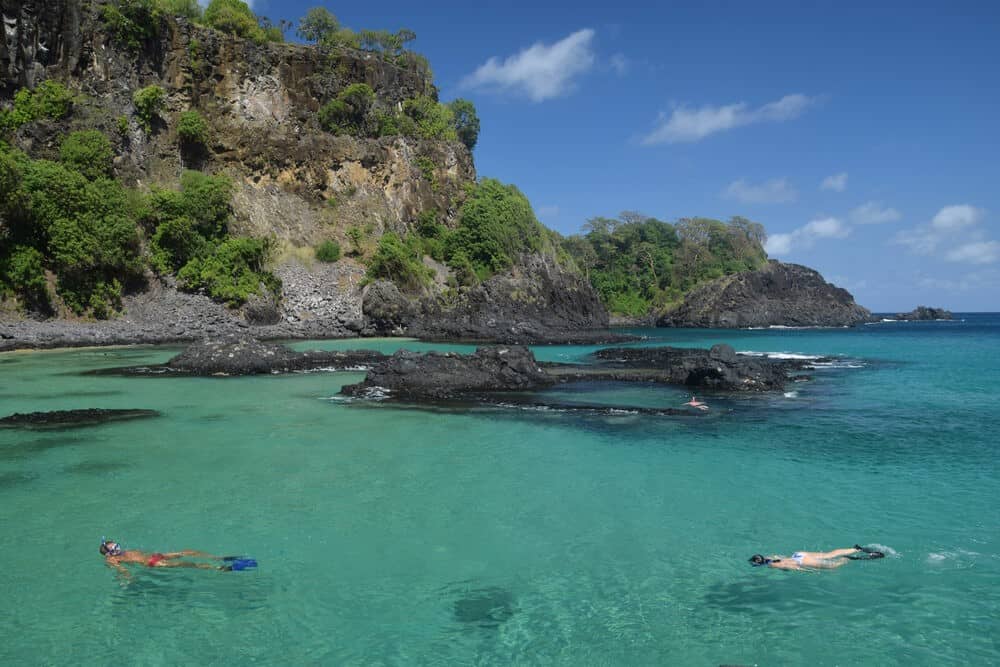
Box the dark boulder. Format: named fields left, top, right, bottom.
left=0, top=409, right=160, bottom=429
left=361, top=281, right=417, bottom=335
left=90, top=336, right=386, bottom=376
left=894, top=306, right=953, bottom=321
left=341, top=346, right=554, bottom=399
left=658, top=260, right=872, bottom=328
left=587, top=343, right=804, bottom=391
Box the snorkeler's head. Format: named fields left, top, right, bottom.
left=100, top=539, right=122, bottom=557
left=749, top=554, right=768, bottom=566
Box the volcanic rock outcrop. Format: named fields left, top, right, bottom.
left=658, top=261, right=871, bottom=328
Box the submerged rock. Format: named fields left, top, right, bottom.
left=658, top=261, right=872, bottom=328
left=0, top=409, right=160, bottom=429
left=341, top=346, right=554, bottom=399
left=94, top=336, right=387, bottom=376
left=452, top=586, right=516, bottom=627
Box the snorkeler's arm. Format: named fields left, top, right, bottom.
left=767, top=560, right=800, bottom=571
left=107, top=560, right=132, bottom=579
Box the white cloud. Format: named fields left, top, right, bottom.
left=893, top=204, right=988, bottom=257
left=764, top=216, right=850, bottom=256
left=723, top=178, right=797, bottom=204
left=851, top=201, right=901, bottom=225
left=764, top=233, right=793, bottom=255
left=641, top=93, right=817, bottom=145
left=893, top=227, right=943, bottom=255
left=609, top=53, right=629, bottom=76
left=917, top=269, right=1000, bottom=291
left=945, top=241, right=999, bottom=265
left=820, top=172, right=848, bottom=192
left=931, top=204, right=983, bottom=230
left=461, top=29, right=596, bottom=102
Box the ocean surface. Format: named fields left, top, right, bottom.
left=1, top=315, right=999, bottom=665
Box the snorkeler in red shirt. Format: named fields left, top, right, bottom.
left=99, top=538, right=256, bottom=578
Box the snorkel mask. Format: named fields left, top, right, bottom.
left=100, top=537, right=123, bottom=557
left=749, top=554, right=771, bottom=567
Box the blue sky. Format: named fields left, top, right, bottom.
left=251, top=0, right=999, bottom=311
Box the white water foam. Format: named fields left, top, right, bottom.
left=783, top=391, right=798, bottom=398
left=737, top=351, right=823, bottom=361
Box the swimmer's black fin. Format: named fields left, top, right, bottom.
left=846, top=550, right=885, bottom=560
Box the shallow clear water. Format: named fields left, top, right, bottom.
left=2, top=317, right=999, bottom=665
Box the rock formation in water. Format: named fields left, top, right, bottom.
left=657, top=261, right=872, bottom=328
left=341, top=346, right=554, bottom=399
left=91, top=336, right=386, bottom=376
left=0, top=408, right=160, bottom=428
left=893, top=306, right=953, bottom=321
left=342, top=342, right=817, bottom=401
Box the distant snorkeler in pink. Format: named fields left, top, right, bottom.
left=682, top=396, right=709, bottom=411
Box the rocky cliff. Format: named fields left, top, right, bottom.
left=657, top=260, right=872, bottom=328
left=3, top=0, right=473, bottom=238
left=359, top=254, right=615, bottom=343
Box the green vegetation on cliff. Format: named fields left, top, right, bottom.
left=0, top=81, right=74, bottom=134
left=0, top=134, right=278, bottom=316
left=560, top=213, right=768, bottom=317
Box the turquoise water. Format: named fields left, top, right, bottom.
left=2, top=317, right=999, bottom=665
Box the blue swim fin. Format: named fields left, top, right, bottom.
left=229, top=558, right=258, bottom=571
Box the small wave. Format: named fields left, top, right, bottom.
left=864, top=543, right=899, bottom=558
left=783, top=391, right=798, bottom=398
left=607, top=408, right=639, bottom=415
left=738, top=351, right=823, bottom=361
left=359, top=386, right=391, bottom=400
left=809, top=360, right=865, bottom=369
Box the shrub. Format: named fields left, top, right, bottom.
left=345, top=226, right=364, bottom=255
left=101, top=0, right=162, bottom=50
left=315, top=240, right=341, bottom=262
left=149, top=170, right=232, bottom=237
left=445, top=178, right=545, bottom=277
left=0, top=81, right=75, bottom=134
left=366, top=232, right=431, bottom=291
left=297, top=7, right=339, bottom=43
left=117, top=115, right=130, bottom=135
left=0, top=245, right=49, bottom=309
left=161, top=0, right=203, bottom=20
left=133, top=85, right=166, bottom=132
left=204, top=0, right=266, bottom=43
left=60, top=130, right=114, bottom=180
left=414, top=156, right=438, bottom=191
left=17, top=160, right=142, bottom=313
left=176, top=109, right=208, bottom=145
left=318, top=83, right=375, bottom=135
left=150, top=216, right=206, bottom=273
left=402, top=96, right=457, bottom=141
left=178, top=236, right=280, bottom=305
left=449, top=99, right=480, bottom=151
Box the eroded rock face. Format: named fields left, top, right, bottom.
left=658, top=261, right=872, bottom=328
left=405, top=255, right=613, bottom=343
left=341, top=346, right=554, bottom=399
